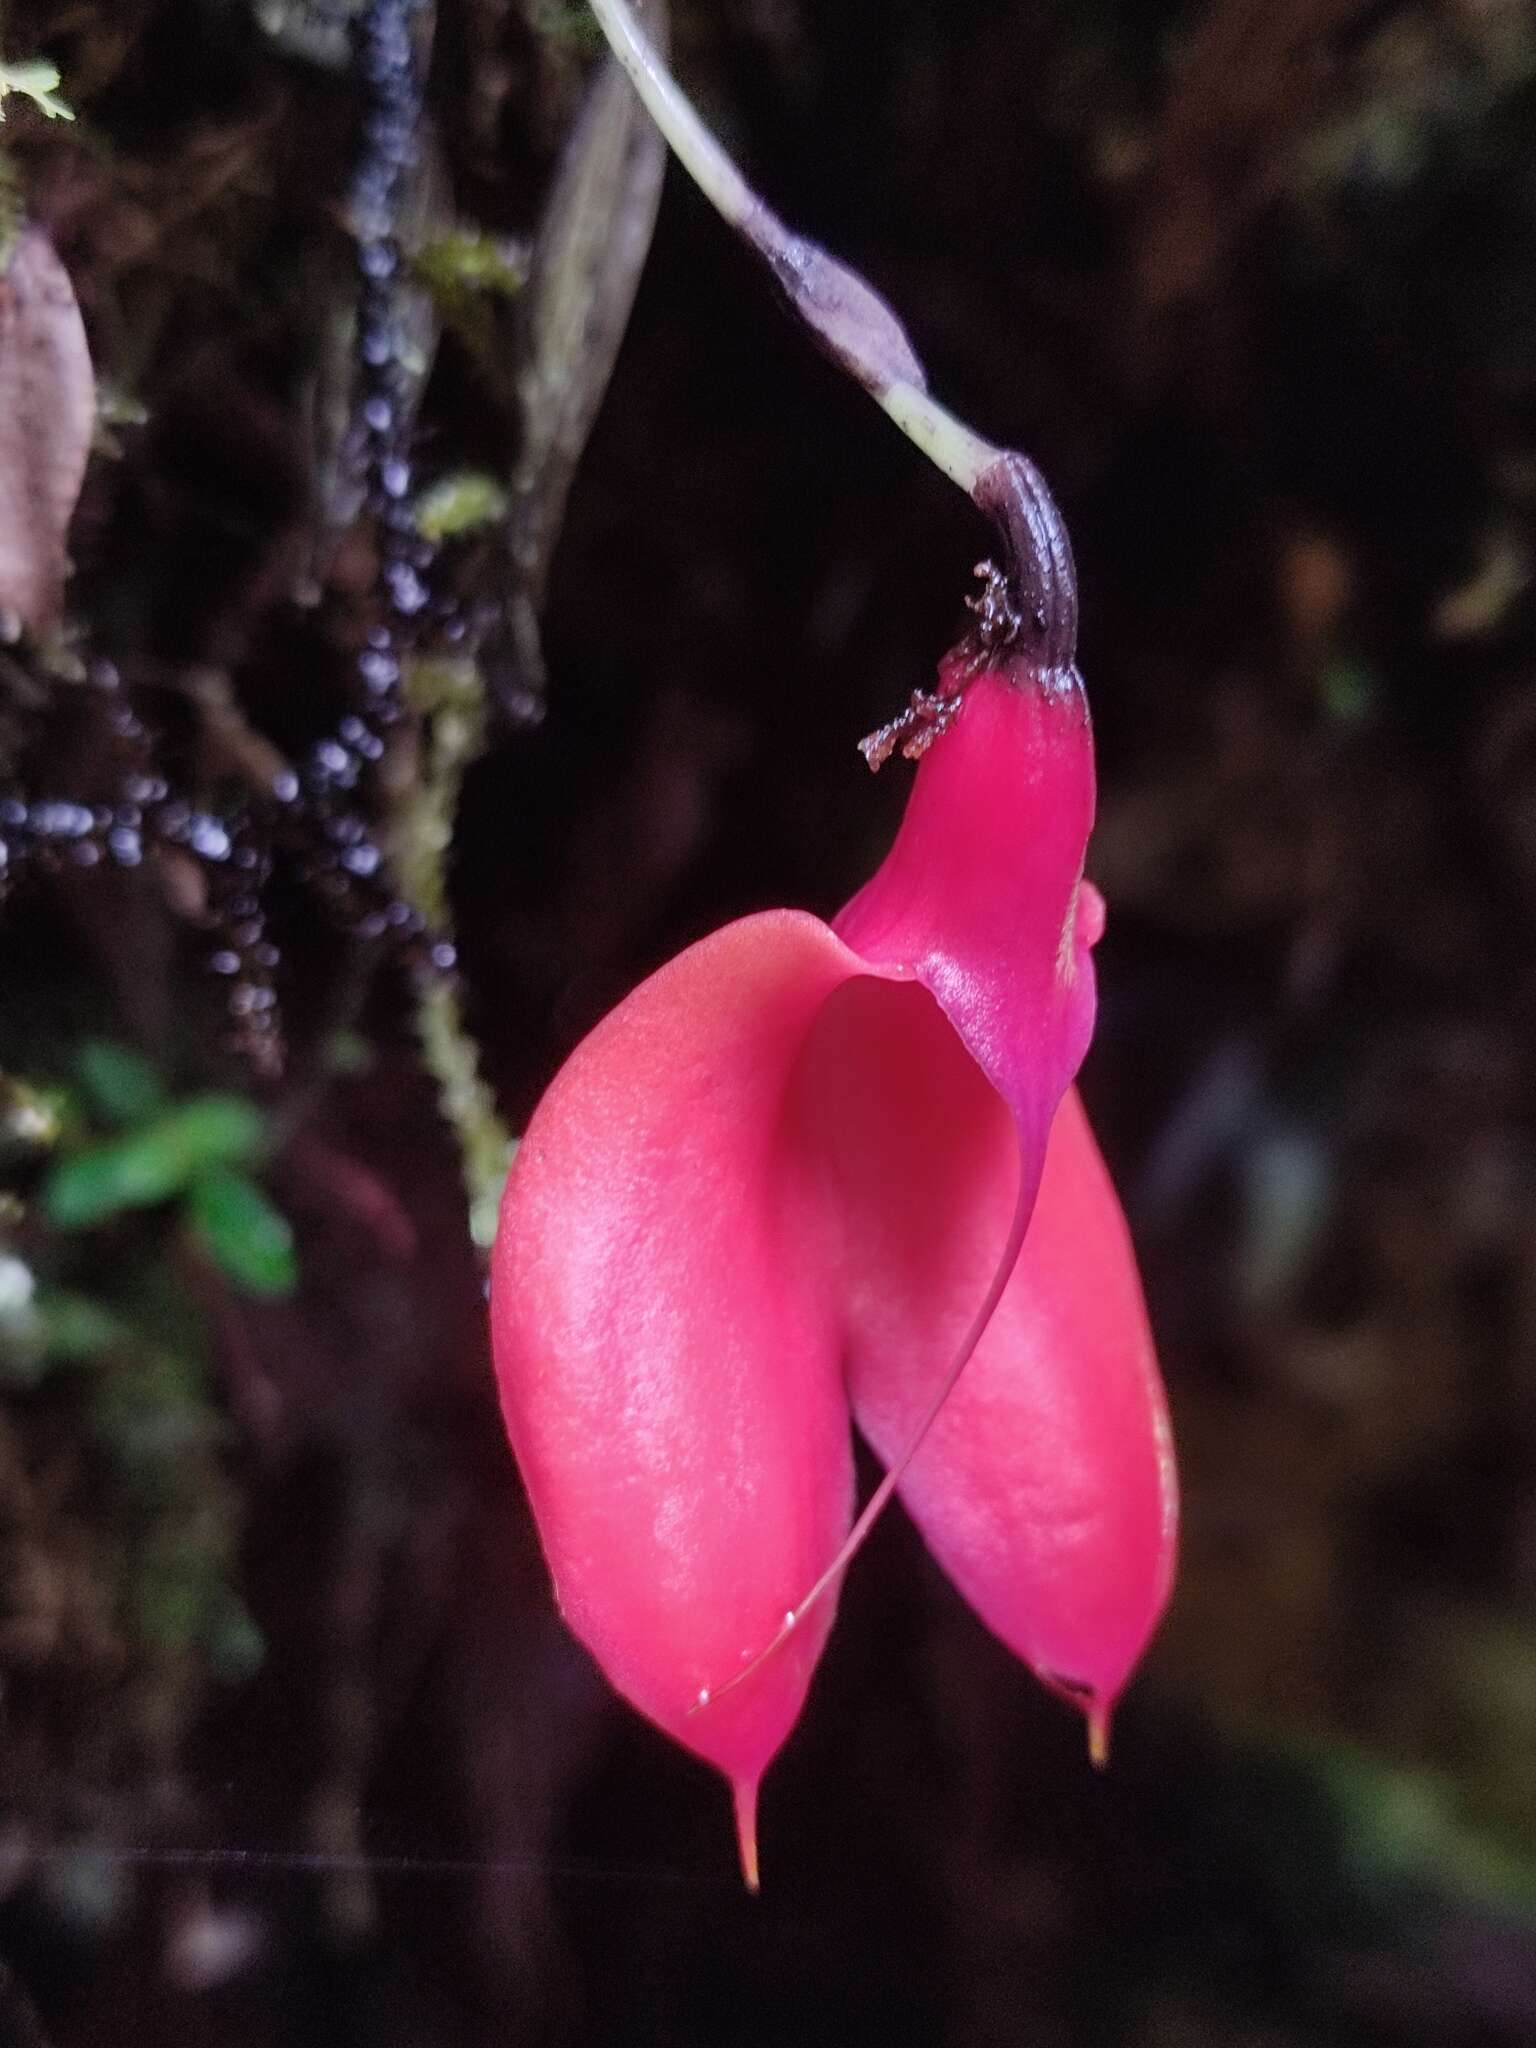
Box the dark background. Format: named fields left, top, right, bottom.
left=1, top=1, right=1535, bottom=2042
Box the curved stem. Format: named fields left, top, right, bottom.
left=876, top=385, right=999, bottom=497
left=588, top=0, right=756, bottom=228
left=586, top=0, right=998, bottom=495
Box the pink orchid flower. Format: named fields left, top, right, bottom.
left=490, top=456, right=1176, bottom=1888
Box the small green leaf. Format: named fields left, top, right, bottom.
left=45, top=1132, right=187, bottom=1226
left=187, top=1167, right=297, bottom=1298
left=413, top=230, right=527, bottom=366
left=413, top=471, right=509, bottom=543
left=43, top=1096, right=266, bottom=1227
left=75, top=1041, right=167, bottom=1128
left=0, top=61, right=75, bottom=124
left=414, top=229, right=526, bottom=302
left=165, top=1096, right=267, bottom=1170
left=36, top=1288, right=125, bottom=1360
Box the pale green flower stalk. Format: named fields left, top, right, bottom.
left=585, top=0, right=1001, bottom=499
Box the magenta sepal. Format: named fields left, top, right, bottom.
left=491, top=666, right=1177, bottom=1887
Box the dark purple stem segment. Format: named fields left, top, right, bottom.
left=972, top=451, right=1079, bottom=682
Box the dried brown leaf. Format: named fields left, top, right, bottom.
left=0, top=227, right=94, bottom=638
left=510, top=0, right=670, bottom=636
